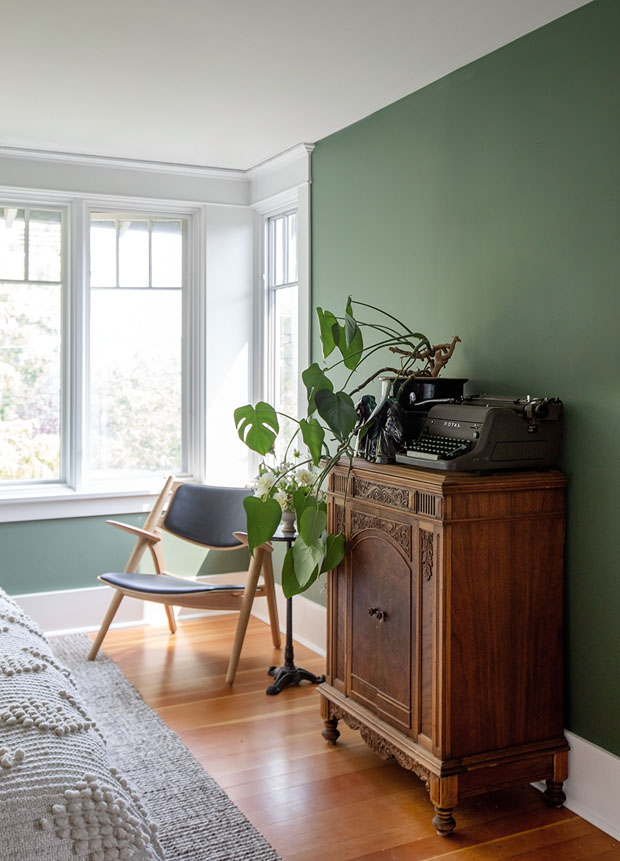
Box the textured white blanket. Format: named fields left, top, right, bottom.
left=0, top=588, right=163, bottom=860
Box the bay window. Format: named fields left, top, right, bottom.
left=0, top=195, right=201, bottom=512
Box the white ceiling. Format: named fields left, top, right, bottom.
left=1, top=0, right=591, bottom=172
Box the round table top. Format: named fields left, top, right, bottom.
left=271, top=524, right=298, bottom=542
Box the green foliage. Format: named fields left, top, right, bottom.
left=234, top=402, right=279, bottom=456
left=299, top=418, right=324, bottom=466
left=243, top=495, right=282, bottom=556
left=233, top=297, right=441, bottom=597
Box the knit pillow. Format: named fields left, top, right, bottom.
left=0, top=588, right=163, bottom=860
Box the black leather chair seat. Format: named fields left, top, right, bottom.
left=100, top=572, right=245, bottom=595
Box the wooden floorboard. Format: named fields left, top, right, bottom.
left=90, top=615, right=620, bottom=860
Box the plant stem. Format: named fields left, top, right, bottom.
left=348, top=367, right=413, bottom=396
left=351, top=299, right=431, bottom=348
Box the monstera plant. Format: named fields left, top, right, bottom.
left=234, top=297, right=459, bottom=598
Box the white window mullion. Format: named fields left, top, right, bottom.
left=186, top=206, right=206, bottom=482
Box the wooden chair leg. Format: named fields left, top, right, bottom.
left=164, top=604, right=177, bottom=633
left=225, top=548, right=264, bottom=686
left=88, top=591, right=124, bottom=660
left=261, top=551, right=281, bottom=649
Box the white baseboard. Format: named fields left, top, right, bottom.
left=14, top=587, right=618, bottom=840
left=532, top=730, right=620, bottom=841
left=251, top=582, right=326, bottom=657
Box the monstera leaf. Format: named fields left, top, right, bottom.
left=234, top=402, right=279, bottom=455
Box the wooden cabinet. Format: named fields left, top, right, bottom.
left=319, top=460, right=569, bottom=835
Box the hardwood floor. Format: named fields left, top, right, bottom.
left=91, top=615, right=619, bottom=860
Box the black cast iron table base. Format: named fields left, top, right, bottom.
left=266, top=526, right=326, bottom=695
left=266, top=662, right=325, bottom=695
left=265, top=594, right=325, bottom=695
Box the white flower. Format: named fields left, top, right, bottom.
left=254, top=474, right=272, bottom=497
left=297, top=467, right=313, bottom=487
left=274, top=489, right=289, bottom=509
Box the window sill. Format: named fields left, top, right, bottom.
left=0, top=484, right=164, bottom=523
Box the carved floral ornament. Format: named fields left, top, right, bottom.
left=327, top=702, right=431, bottom=788
left=420, top=530, right=434, bottom=581
left=352, top=479, right=410, bottom=509
left=350, top=510, right=411, bottom=556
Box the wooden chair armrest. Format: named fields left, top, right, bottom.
left=233, top=531, right=273, bottom=553
left=106, top=520, right=162, bottom=543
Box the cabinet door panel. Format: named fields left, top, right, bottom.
left=348, top=533, right=413, bottom=729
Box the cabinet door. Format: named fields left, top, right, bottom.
left=347, top=525, right=414, bottom=732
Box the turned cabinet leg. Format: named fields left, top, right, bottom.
left=429, top=774, right=458, bottom=836
left=432, top=807, right=456, bottom=836
left=544, top=780, right=566, bottom=807
left=322, top=717, right=340, bottom=744
left=544, top=750, right=568, bottom=807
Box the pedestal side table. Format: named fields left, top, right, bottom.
left=266, top=525, right=326, bottom=695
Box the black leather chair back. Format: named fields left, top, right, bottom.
left=163, top=484, right=251, bottom=548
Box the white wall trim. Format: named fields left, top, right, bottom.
left=0, top=184, right=239, bottom=212
left=0, top=142, right=315, bottom=185
left=0, top=145, right=247, bottom=181
left=246, top=143, right=314, bottom=182
left=251, top=583, right=326, bottom=657
left=251, top=187, right=299, bottom=216
left=532, top=730, right=620, bottom=841
left=0, top=488, right=158, bottom=523
left=248, top=145, right=314, bottom=206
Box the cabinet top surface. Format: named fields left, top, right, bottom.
left=332, top=459, right=566, bottom=493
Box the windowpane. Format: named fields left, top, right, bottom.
left=88, top=288, right=182, bottom=477
left=29, top=210, right=62, bottom=282
left=152, top=221, right=182, bottom=288
left=273, top=216, right=285, bottom=286
left=118, top=220, right=149, bottom=287
left=0, top=281, right=61, bottom=480
left=273, top=285, right=298, bottom=458
left=90, top=220, right=117, bottom=287
left=0, top=209, right=25, bottom=281
left=287, top=213, right=298, bottom=284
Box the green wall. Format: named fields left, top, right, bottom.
left=311, top=0, right=620, bottom=756
left=0, top=513, right=249, bottom=594
left=0, top=515, right=145, bottom=594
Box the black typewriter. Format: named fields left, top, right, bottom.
left=395, top=394, right=563, bottom=472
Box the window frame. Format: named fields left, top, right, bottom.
left=0, top=189, right=206, bottom=522
left=0, top=200, right=68, bottom=490
left=254, top=187, right=311, bottom=459
left=265, top=208, right=298, bottom=418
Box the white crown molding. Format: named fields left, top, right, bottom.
left=246, top=142, right=315, bottom=181
left=0, top=143, right=316, bottom=182
left=0, top=145, right=247, bottom=181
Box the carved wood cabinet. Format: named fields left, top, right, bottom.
left=319, top=460, right=569, bottom=835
